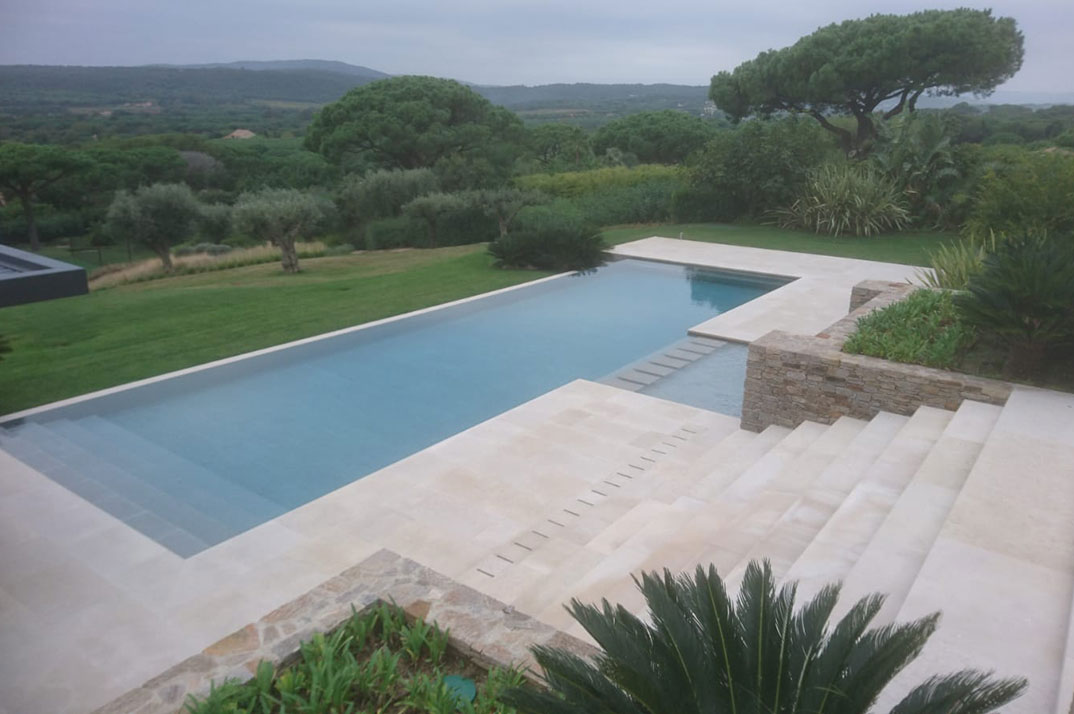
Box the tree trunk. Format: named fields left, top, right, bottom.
left=154, top=244, right=173, bottom=272
left=280, top=239, right=300, bottom=273
left=427, top=221, right=438, bottom=248
left=19, top=194, right=40, bottom=252
left=497, top=216, right=509, bottom=241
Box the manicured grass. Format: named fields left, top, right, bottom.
left=602, top=223, right=956, bottom=267
left=0, top=245, right=550, bottom=415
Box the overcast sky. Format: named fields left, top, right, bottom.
left=2, top=0, right=1071, bottom=91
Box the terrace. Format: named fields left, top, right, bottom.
left=0, top=238, right=1071, bottom=713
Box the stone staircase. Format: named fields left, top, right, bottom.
left=454, top=389, right=1074, bottom=714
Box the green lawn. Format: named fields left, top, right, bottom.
left=602, top=223, right=956, bottom=267
left=0, top=246, right=550, bottom=415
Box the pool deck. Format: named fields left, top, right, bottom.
left=611, top=237, right=917, bottom=342
left=0, top=239, right=922, bottom=713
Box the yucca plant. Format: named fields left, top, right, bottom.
left=955, top=234, right=1074, bottom=378
left=916, top=232, right=998, bottom=290
left=776, top=163, right=910, bottom=237
left=503, top=561, right=1026, bottom=714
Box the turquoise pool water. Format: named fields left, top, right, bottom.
left=0, top=259, right=785, bottom=555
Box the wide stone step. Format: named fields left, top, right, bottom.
left=782, top=406, right=954, bottom=600
left=516, top=421, right=833, bottom=630
left=881, top=389, right=1074, bottom=714
left=833, top=400, right=1002, bottom=624
left=0, top=421, right=220, bottom=556
left=719, top=410, right=908, bottom=588
left=457, top=418, right=744, bottom=601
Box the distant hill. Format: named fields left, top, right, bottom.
left=0, top=65, right=374, bottom=107
left=475, top=83, right=707, bottom=109
left=2, top=61, right=1070, bottom=145
left=162, top=59, right=391, bottom=80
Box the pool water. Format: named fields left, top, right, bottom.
left=0, top=259, right=784, bottom=555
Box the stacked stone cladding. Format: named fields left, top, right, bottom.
left=740, top=280, right=1013, bottom=432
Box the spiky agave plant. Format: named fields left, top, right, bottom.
left=503, top=561, right=1026, bottom=714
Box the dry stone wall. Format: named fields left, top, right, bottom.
left=740, top=281, right=1013, bottom=431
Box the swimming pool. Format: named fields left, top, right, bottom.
left=0, top=258, right=786, bottom=556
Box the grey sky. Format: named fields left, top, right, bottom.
left=2, top=0, right=1071, bottom=91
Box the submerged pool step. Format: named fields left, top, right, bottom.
left=0, top=421, right=221, bottom=556
left=57, top=416, right=284, bottom=530
left=599, top=336, right=729, bottom=393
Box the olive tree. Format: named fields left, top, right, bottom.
left=475, top=188, right=547, bottom=240
left=232, top=189, right=324, bottom=273
left=104, top=183, right=201, bottom=271
left=710, top=9, right=1024, bottom=155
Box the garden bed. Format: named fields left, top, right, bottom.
left=740, top=280, right=1013, bottom=431
left=94, top=550, right=595, bottom=714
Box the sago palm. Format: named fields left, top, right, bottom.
left=503, top=561, right=1026, bottom=714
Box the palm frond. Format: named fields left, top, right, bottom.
left=890, top=669, right=1028, bottom=714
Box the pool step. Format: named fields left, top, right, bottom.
left=61, top=416, right=284, bottom=528
left=599, top=336, right=728, bottom=392
left=0, top=420, right=221, bottom=556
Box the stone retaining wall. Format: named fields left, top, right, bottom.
left=740, top=281, right=1013, bottom=432
left=95, top=549, right=596, bottom=714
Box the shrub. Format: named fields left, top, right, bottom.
left=870, top=113, right=966, bottom=229
left=844, top=289, right=974, bottom=369
left=1056, top=128, right=1074, bottom=149
left=336, top=168, right=440, bottom=231
left=916, top=233, right=997, bottom=290
left=572, top=178, right=681, bottom=226
left=776, top=162, right=911, bottom=237
left=955, top=234, right=1074, bottom=378
left=687, top=117, right=835, bottom=219
left=592, top=110, right=717, bottom=164
left=982, top=131, right=1026, bottom=146
left=197, top=203, right=232, bottom=243
left=514, top=165, right=682, bottom=199
left=503, top=561, right=1025, bottom=714
left=669, top=184, right=734, bottom=222
left=174, top=242, right=233, bottom=257
left=963, top=150, right=1074, bottom=242
left=488, top=205, right=604, bottom=270
left=324, top=243, right=356, bottom=256
left=364, top=215, right=426, bottom=250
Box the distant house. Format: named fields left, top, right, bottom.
left=223, top=129, right=257, bottom=140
